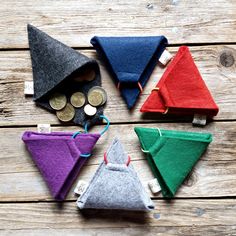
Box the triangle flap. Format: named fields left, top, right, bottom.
left=28, top=25, right=104, bottom=126
left=141, top=46, right=219, bottom=116
left=91, top=36, right=167, bottom=83
left=77, top=138, right=154, bottom=211
left=159, top=46, right=218, bottom=111
left=135, top=127, right=212, bottom=197
left=27, top=24, right=97, bottom=101
left=91, top=36, right=167, bottom=109
left=22, top=131, right=100, bottom=200
left=135, top=127, right=212, bottom=152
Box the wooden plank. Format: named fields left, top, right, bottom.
left=0, top=200, right=235, bottom=232
left=0, top=45, right=235, bottom=126
left=0, top=122, right=235, bottom=201
left=1, top=226, right=236, bottom=236
left=0, top=0, right=236, bottom=48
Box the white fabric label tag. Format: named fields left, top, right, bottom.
left=192, top=114, right=207, bottom=126
left=148, top=178, right=161, bottom=194
left=74, top=180, right=88, bottom=195
left=24, top=81, right=34, bottom=95
left=159, top=49, right=172, bottom=66
left=37, top=124, right=51, bottom=133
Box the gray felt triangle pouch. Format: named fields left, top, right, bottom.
left=77, top=138, right=154, bottom=211
left=27, top=24, right=103, bottom=126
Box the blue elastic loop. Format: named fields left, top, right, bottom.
left=99, top=115, right=110, bottom=135
left=84, top=122, right=89, bottom=134
left=72, top=132, right=92, bottom=158
left=80, top=153, right=91, bottom=158
left=72, top=131, right=82, bottom=139
left=84, top=115, right=110, bottom=136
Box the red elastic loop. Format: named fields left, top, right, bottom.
left=104, top=152, right=108, bottom=164
left=126, top=155, right=131, bottom=166
left=103, top=152, right=131, bottom=166
left=137, top=82, right=143, bottom=93
left=117, top=82, right=120, bottom=90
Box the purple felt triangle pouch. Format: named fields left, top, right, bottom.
left=22, top=131, right=101, bottom=201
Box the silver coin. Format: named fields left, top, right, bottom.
left=84, top=104, right=97, bottom=116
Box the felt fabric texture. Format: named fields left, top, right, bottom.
left=27, top=24, right=103, bottom=126
left=22, top=131, right=101, bottom=201
left=134, top=127, right=212, bottom=198
left=140, top=46, right=219, bottom=118
left=77, top=138, right=154, bottom=211
left=91, top=36, right=167, bottom=109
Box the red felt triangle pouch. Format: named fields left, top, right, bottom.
left=141, top=46, right=219, bottom=118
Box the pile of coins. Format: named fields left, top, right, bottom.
left=49, top=86, right=107, bottom=122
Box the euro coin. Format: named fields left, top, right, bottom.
left=56, top=103, right=75, bottom=122
left=49, top=93, right=67, bottom=110
left=88, top=86, right=107, bottom=106
left=70, top=92, right=86, bottom=108
left=88, top=90, right=103, bottom=107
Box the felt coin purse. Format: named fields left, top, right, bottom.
left=22, top=115, right=110, bottom=201
left=27, top=24, right=104, bottom=126
left=140, top=46, right=219, bottom=118
left=77, top=138, right=154, bottom=211
left=91, top=36, right=168, bottom=109
left=135, top=127, right=212, bottom=198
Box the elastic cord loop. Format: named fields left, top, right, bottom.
left=99, top=115, right=110, bottom=135
left=72, top=133, right=92, bottom=158
left=80, top=153, right=91, bottom=158
left=72, top=130, right=83, bottom=139
left=152, top=87, right=160, bottom=92
left=104, top=152, right=131, bottom=166
left=141, top=148, right=150, bottom=153
left=137, top=82, right=143, bottom=93
left=162, top=107, right=169, bottom=115
left=85, top=115, right=110, bottom=136
left=104, top=152, right=108, bottom=164
left=157, top=127, right=162, bottom=137
left=117, top=82, right=143, bottom=93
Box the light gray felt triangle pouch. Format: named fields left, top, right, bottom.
left=77, top=138, right=154, bottom=211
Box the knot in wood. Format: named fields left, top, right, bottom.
left=220, top=51, right=235, bottom=67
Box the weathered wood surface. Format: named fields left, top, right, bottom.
left=0, top=45, right=235, bottom=126
left=1, top=226, right=236, bottom=236
left=0, top=0, right=236, bottom=234
left=0, top=0, right=236, bottom=48
left=0, top=200, right=235, bottom=235
left=0, top=122, right=235, bottom=201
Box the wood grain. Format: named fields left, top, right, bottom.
left=0, top=0, right=236, bottom=48
left=1, top=226, right=236, bottom=236
left=0, top=45, right=235, bottom=126
left=0, top=0, right=235, bottom=235
left=0, top=200, right=235, bottom=232
left=0, top=122, right=235, bottom=201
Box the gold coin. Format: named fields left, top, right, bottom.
left=49, top=93, right=67, bottom=111
left=74, top=69, right=96, bottom=82
left=70, top=92, right=86, bottom=108
left=84, top=104, right=97, bottom=116
left=88, top=90, right=103, bottom=107
left=95, top=87, right=107, bottom=105
left=56, top=103, right=75, bottom=122
left=88, top=86, right=107, bottom=106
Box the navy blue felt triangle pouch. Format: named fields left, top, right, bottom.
left=91, top=36, right=168, bottom=109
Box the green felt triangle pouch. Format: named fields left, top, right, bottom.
left=134, top=127, right=212, bottom=198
